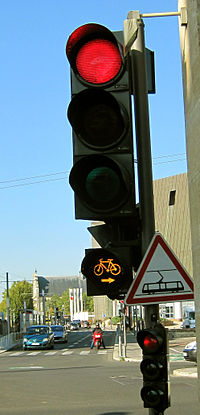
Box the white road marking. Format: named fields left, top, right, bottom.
left=27, top=351, right=41, bottom=355
left=44, top=351, right=57, bottom=355
left=9, top=352, right=24, bottom=356
left=80, top=351, right=90, bottom=355
left=62, top=351, right=74, bottom=355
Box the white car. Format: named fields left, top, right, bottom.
left=183, top=340, right=197, bottom=362
left=50, top=325, right=68, bottom=343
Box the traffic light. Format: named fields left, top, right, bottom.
left=137, top=324, right=170, bottom=412
left=81, top=219, right=141, bottom=299
left=66, top=23, right=136, bottom=221
left=81, top=247, right=133, bottom=299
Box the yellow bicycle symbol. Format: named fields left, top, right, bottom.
left=94, top=258, right=121, bottom=277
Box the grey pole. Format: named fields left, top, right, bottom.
left=6, top=272, right=10, bottom=335
left=123, top=310, right=127, bottom=358
left=129, top=16, right=162, bottom=415
left=42, top=289, right=45, bottom=324
left=129, top=16, right=159, bottom=327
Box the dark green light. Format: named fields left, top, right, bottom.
left=86, top=166, right=120, bottom=204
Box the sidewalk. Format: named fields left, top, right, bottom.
left=113, top=330, right=197, bottom=378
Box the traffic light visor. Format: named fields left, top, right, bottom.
left=137, top=330, right=163, bottom=354
left=66, top=23, right=123, bottom=85
left=67, top=89, right=128, bottom=150
left=141, top=386, right=164, bottom=408
left=69, top=155, right=130, bottom=213
left=81, top=248, right=125, bottom=288
left=140, top=359, right=162, bottom=381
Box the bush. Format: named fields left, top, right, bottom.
left=161, top=318, right=174, bottom=326
left=111, top=316, right=121, bottom=325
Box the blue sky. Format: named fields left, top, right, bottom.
left=0, top=0, right=187, bottom=299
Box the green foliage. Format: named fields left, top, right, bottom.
left=0, top=280, right=33, bottom=328
left=46, top=290, right=94, bottom=315
left=83, top=292, right=94, bottom=312
left=161, top=318, right=174, bottom=326
left=111, top=316, right=121, bottom=325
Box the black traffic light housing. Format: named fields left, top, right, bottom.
left=81, top=247, right=132, bottom=300
left=66, top=23, right=136, bottom=221
left=81, top=215, right=141, bottom=299
left=66, top=23, right=143, bottom=299
left=137, top=324, right=170, bottom=412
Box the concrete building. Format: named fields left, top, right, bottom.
left=32, top=271, right=86, bottom=321
left=153, top=172, right=193, bottom=319
left=178, top=0, right=200, bottom=398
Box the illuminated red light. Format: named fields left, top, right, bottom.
left=76, top=38, right=122, bottom=84
left=144, top=335, right=158, bottom=351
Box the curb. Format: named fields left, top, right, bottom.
left=112, top=331, right=141, bottom=362
left=172, top=367, right=197, bottom=378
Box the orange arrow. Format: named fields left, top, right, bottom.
left=101, top=277, right=115, bottom=284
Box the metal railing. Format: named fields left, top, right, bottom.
left=0, top=332, right=23, bottom=351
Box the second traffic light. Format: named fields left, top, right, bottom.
left=81, top=247, right=133, bottom=299
left=137, top=324, right=170, bottom=412
left=66, top=23, right=136, bottom=221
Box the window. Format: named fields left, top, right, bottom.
left=169, top=189, right=176, bottom=206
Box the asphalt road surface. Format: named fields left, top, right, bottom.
left=0, top=329, right=198, bottom=415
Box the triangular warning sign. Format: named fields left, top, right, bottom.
left=125, top=233, right=194, bottom=305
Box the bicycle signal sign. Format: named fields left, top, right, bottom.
left=94, top=258, right=121, bottom=280
left=81, top=248, right=126, bottom=293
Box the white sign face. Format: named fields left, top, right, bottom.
left=125, top=233, right=194, bottom=305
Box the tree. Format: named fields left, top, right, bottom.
left=83, top=292, right=94, bottom=312
left=45, top=290, right=94, bottom=317
left=0, top=280, right=33, bottom=330
left=60, top=290, right=70, bottom=315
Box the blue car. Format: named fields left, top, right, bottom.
left=23, top=325, right=54, bottom=350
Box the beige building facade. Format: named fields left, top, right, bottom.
left=153, top=173, right=193, bottom=320
left=153, top=173, right=192, bottom=277
left=178, top=0, right=200, bottom=398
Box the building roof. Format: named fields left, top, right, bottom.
left=37, top=275, right=86, bottom=297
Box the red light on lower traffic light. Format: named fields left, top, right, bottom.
left=137, top=329, right=164, bottom=354
left=144, top=334, right=158, bottom=351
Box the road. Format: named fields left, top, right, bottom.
left=0, top=329, right=198, bottom=415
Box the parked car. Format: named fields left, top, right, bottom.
left=70, top=322, right=79, bottom=331
left=183, top=340, right=197, bottom=362
left=65, top=321, right=71, bottom=330
left=50, top=325, right=68, bottom=343
left=73, top=319, right=81, bottom=327
left=23, top=325, right=54, bottom=350
left=83, top=321, right=91, bottom=329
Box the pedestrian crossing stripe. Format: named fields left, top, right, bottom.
left=1, top=350, right=108, bottom=357
left=62, top=351, right=73, bottom=355
left=80, top=351, right=90, bottom=355
left=44, top=351, right=57, bottom=355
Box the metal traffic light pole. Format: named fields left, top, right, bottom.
left=126, top=12, right=161, bottom=415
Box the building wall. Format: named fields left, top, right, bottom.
left=153, top=173, right=192, bottom=277
left=178, top=0, right=200, bottom=399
